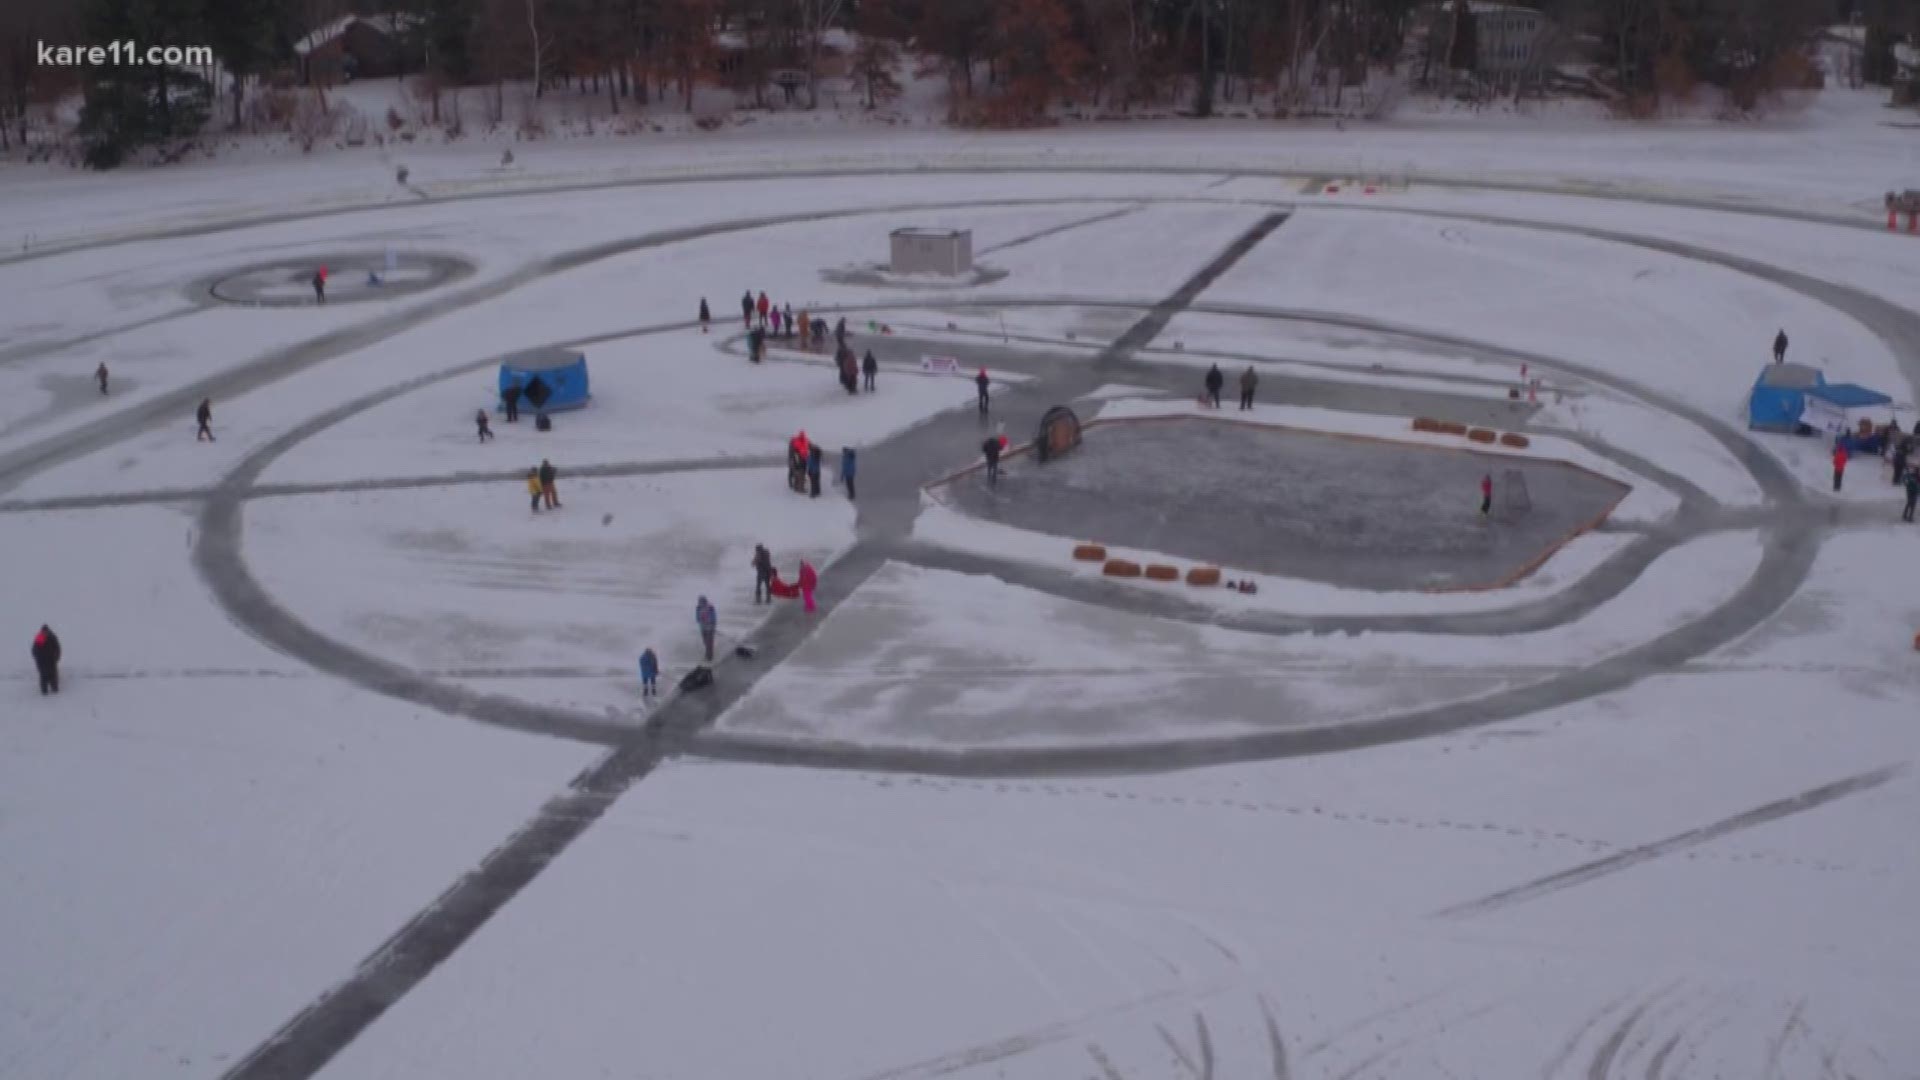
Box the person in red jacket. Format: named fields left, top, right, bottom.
left=756, top=291, right=770, bottom=329
left=30, top=625, right=61, bottom=695
left=1832, top=442, right=1849, bottom=492
left=798, top=559, right=818, bottom=613
left=1480, top=473, right=1493, bottom=515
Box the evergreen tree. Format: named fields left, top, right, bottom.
left=78, top=0, right=212, bottom=168
left=204, top=0, right=280, bottom=129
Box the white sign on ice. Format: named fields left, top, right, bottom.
left=920, top=355, right=961, bottom=375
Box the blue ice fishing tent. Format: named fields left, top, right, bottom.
left=1747, top=361, right=1824, bottom=432
left=498, top=347, right=590, bottom=412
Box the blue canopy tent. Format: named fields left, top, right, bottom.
left=498, top=348, right=589, bottom=413
left=1747, top=362, right=1824, bottom=432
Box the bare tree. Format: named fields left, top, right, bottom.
left=797, top=0, right=847, bottom=108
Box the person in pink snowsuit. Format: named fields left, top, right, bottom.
left=798, top=559, right=818, bottom=613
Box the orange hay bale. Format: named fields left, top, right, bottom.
left=1186, top=567, right=1222, bottom=586
left=1072, top=544, right=1108, bottom=562
left=1411, top=417, right=1443, bottom=433
left=1103, top=559, right=1142, bottom=578
left=1467, top=428, right=1498, bottom=444
left=1499, top=432, right=1531, bottom=448
left=1144, top=564, right=1179, bottom=581
left=1437, top=420, right=1469, bottom=436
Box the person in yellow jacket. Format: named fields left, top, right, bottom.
left=526, top=468, right=544, bottom=514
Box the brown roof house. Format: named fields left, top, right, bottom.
left=295, top=13, right=424, bottom=86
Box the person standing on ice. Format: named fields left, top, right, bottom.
left=798, top=308, right=812, bottom=350
left=1903, top=469, right=1919, bottom=523
left=539, top=458, right=561, bottom=509
left=1832, top=442, right=1849, bottom=492
left=30, top=625, right=61, bottom=695
left=1480, top=473, right=1493, bottom=515
left=1204, top=364, right=1224, bottom=409
left=1892, top=436, right=1911, bottom=488
left=695, top=596, right=717, bottom=661
left=783, top=303, right=795, bottom=339
left=862, top=350, right=878, bottom=392
left=770, top=307, right=782, bottom=338
left=757, top=291, right=770, bottom=329
left=195, top=398, right=215, bottom=442
left=474, top=409, right=493, bottom=442
left=752, top=543, right=774, bottom=604
left=807, top=443, right=824, bottom=498
left=95, top=363, right=109, bottom=396
left=797, top=560, right=819, bottom=614
left=526, top=468, right=543, bottom=513
left=976, top=368, right=991, bottom=415
left=740, top=290, right=754, bottom=329
left=981, top=434, right=1003, bottom=485
left=1773, top=329, right=1788, bottom=363
left=501, top=383, right=521, bottom=423
left=839, top=447, right=857, bottom=501
left=1238, top=366, right=1257, bottom=410
left=312, top=265, right=327, bottom=305
left=698, top=298, right=711, bottom=333
left=638, top=647, right=659, bottom=698
left=835, top=316, right=848, bottom=348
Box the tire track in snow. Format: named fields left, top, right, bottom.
left=1436, top=765, right=1907, bottom=920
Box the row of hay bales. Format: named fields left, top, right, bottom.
left=1072, top=544, right=1223, bottom=586
left=1411, top=417, right=1530, bottom=449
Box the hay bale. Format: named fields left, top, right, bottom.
left=1437, top=420, right=1469, bottom=436
left=1186, top=567, right=1222, bottom=586
left=1103, top=559, right=1142, bottom=578
left=1499, top=432, right=1530, bottom=448
left=1411, top=417, right=1442, bottom=433
left=1467, top=428, right=1497, bottom=444
left=1072, top=544, right=1108, bottom=562
left=1144, top=564, right=1179, bottom=581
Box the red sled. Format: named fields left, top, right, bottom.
left=768, top=576, right=800, bottom=600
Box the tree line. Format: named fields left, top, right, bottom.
left=1, top=0, right=1911, bottom=167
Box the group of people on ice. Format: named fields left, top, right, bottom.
left=787, top=430, right=857, bottom=500
left=1201, top=363, right=1259, bottom=410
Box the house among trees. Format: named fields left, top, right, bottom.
left=1418, top=1, right=1564, bottom=90
left=294, top=14, right=424, bottom=86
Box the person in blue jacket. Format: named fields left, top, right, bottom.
left=638, top=647, right=659, bottom=698
left=839, top=447, right=857, bottom=501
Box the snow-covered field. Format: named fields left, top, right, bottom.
left=4, top=89, right=1918, bottom=1080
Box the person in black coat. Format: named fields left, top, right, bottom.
left=975, top=368, right=991, bottom=414
left=196, top=398, right=215, bottom=441
left=1204, top=364, right=1224, bottom=408
left=699, top=297, right=711, bottom=333
left=31, top=625, right=61, bottom=695
left=752, top=543, right=774, bottom=603
left=741, top=291, right=755, bottom=329
left=981, top=436, right=1002, bottom=485
left=1773, top=329, right=1788, bottom=363
left=862, top=350, right=878, bottom=392
left=807, top=444, right=824, bottom=498
left=501, top=383, right=520, bottom=422
left=475, top=409, right=493, bottom=442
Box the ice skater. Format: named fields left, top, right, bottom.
left=863, top=350, right=878, bottom=392
left=475, top=409, right=493, bottom=442
left=840, top=447, right=857, bottom=501
left=753, top=543, right=774, bottom=604
left=976, top=368, right=991, bottom=415
left=1480, top=473, right=1493, bottom=515
left=1239, top=366, right=1257, bottom=410
left=1204, top=364, right=1224, bottom=409
left=526, top=468, right=543, bottom=513
left=30, top=624, right=61, bottom=695
left=639, top=647, right=659, bottom=698
left=698, top=297, right=710, bottom=333
left=1773, top=328, right=1788, bottom=363
left=195, top=397, right=215, bottom=441
left=695, top=595, right=717, bottom=661
left=1832, top=442, right=1848, bottom=492
left=95, top=362, right=109, bottom=396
